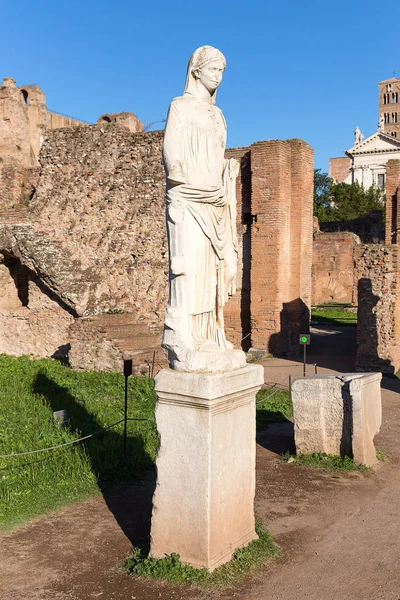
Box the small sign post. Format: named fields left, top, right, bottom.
left=123, top=359, right=133, bottom=460
left=299, top=334, right=310, bottom=377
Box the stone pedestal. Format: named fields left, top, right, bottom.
left=292, top=373, right=382, bottom=466
left=150, top=364, right=264, bottom=570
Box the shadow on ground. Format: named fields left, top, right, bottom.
left=33, top=373, right=155, bottom=551
left=307, top=324, right=357, bottom=372
left=256, top=422, right=295, bottom=456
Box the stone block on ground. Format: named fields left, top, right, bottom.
left=292, top=373, right=382, bottom=466
left=150, top=364, right=264, bottom=570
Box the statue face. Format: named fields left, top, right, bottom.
left=194, top=59, right=225, bottom=94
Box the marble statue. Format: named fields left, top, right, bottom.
left=354, top=126, right=364, bottom=145
left=161, top=46, right=245, bottom=372
left=379, top=114, right=385, bottom=132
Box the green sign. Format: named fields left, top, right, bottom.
left=299, top=334, right=310, bottom=345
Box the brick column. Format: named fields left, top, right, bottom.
left=249, top=139, right=314, bottom=354
left=385, top=159, right=400, bottom=244
left=250, top=141, right=292, bottom=352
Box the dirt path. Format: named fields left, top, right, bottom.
left=2, top=326, right=400, bottom=600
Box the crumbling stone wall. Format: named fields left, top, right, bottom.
left=312, top=231, right=360, bottom=305
left=97, top=112, right=143, bottom=133
left=352, top=159, right=400, bottom=373
left=0, top=78, right=39, bottom=209
left=385, top=159, right=400, bottom=244
left=0, top=125, right=169, bottom=368
left=355, top=245, right=400, bottom=373
left=0, top=119, right=314, bottom=370
left=28, top=125, right=168, bottom=318
left=0, top=255, right=74, bottom=358
left=0, top=76, right=143, bottom=211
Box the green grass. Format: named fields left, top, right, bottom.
left=123, top=520, right=278, bottom=588
left=311, top=305, right=357, bottom=326
left=376, top=448, right=388, bottom=462
left=256, top=388, right=292, bottom=431
left=0, top=355, right=157, bottom=532
left=282, top=452, right=369, bottom=472
left=0, top=355, right=293, bottom=532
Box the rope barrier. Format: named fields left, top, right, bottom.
left=0, top=417, right=154, bottom=460
left=256, top=377, right=290, bottom=404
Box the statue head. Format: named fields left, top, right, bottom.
left=184, top=46, right=226, bottom=103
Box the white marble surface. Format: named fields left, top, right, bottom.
left=150, top=364, right=264, bottom=570
left=161, top=46, right=243, bottom=372
left=292, top=372, right=382, bottom=467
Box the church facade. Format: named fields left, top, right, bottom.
left=330, top=77, right=400, bottom=187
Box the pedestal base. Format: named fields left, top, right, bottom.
left=150, top=364, right=264, bottom=570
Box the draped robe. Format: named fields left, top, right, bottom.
left=162, top=92, right=239, bottom=364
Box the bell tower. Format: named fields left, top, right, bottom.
left=378, top=77, right=400, bottom=138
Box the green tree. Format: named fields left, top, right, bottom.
left=313, top=169, right=385, bottom=222
left=313, top=169, right=333, bottom=221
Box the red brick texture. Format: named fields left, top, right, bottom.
left=329, top=157, right=351, bottom=183
left=355, top=245, right=400, bottom=373
left=385, top=159, right=400, bottom=244
left=248, top=139, right=314, bottom=354
left=312, top=232, right=360, bottom=305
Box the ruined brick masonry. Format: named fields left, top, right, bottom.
left=312, top=160, right=400, bottom=373
left=312, top=231, right=360, bottom=305
left=0, top=77, right=314, bottom=370
left=355, top=245, right=400, bottom=373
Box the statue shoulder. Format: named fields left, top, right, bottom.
left=166, top=96, right=190, bottom=118
left=169, top=96, right=190, bottom=109
left=214, top=105, right=227, bottom=129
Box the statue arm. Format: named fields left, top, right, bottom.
left=223, top=157, right=240, bottom=178
left=163, top=100, right=187, bottom=185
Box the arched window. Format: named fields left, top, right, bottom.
left=21, top=89, right=29, bottom=104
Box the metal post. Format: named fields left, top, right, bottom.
left=289, top=374, right=292, bottom=405
left=303, top=344, right=306, bottom=377
left=123, top=359, right=133, bottom=461
left=124, top=375, right=128, bottom=460
left=314, top=363, right=318, bottom=374
left=151, top=351, right=156, bottom=379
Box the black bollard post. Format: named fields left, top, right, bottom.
left=123, top=359, right=133, bottom=461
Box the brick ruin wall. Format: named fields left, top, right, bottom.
left=0, top=121, right=314, bottom=371
left=312, top=231, right=360, bottom=305
left=355, top=245, right=400, bottom=373
left=0, top=255, right=74, bottom=359
left=329, top=157, right=351, bottom=183
left=310, top=159, right=400, bottom=374
left=352, top=159, right=400, bottom=373
left=385, top=159, right=400, bottom=244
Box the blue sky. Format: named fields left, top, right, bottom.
left=2, top=0, right=400, bottom=170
